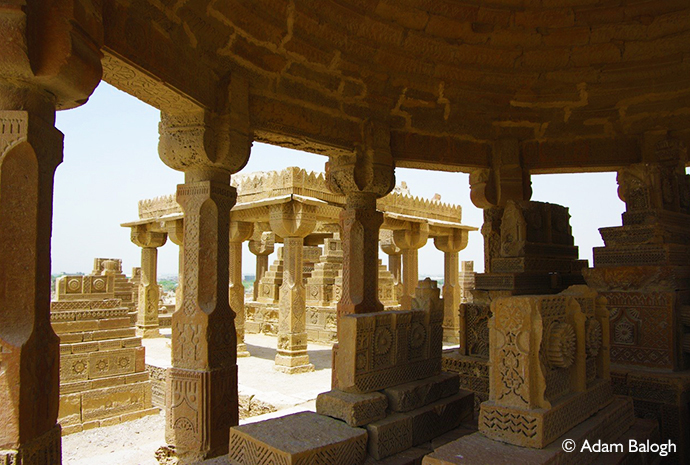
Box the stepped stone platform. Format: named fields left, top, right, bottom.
left=52, top=273, right=157, bottom=434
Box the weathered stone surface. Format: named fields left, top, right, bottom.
left=367, top=390, right=473, bottom=460
left=228, top=411, right=367, bottom=465
left=316, top=389, right=388, bottom=427
left=424, top=397, right=638, bottom=465
left=383, top=373, right=459, bottom=413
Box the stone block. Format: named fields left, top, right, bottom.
left=71, top=341, right=99, bottom=354
left=92, top=327, right=136, bottom=340
left=424, top=397, right=637, bottom=465
left=409, top=391, right=473, bottom=446
left=383, top=373, right=459, bottom=413
left=228, top=411, right=367, bottom=465
left=91, top=375, right=126, bottom=389
left=58, top=393, right=82, bottom=426
left=59, top=333, right=83, bottom=343
left=60, top=354, right=89, bottom=382
left=336, top=307, right=443, bottom=393
left=362, top=446, right=428, bottom=465
left=87, top=348, right=137, bottom=379
left=81, top=382, right=149, bottom=421
left=98, top=316, right=131, bottom=330
left=316, top=389, right=388, bottom=427
left=366, top=413, right=413, bottom=460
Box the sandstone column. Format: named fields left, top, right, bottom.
left=229, top=220, right=253, bottom=357
left=159, top=75, right=251, bottom=462
left=380, top=230, right=402, bottom=304
left=326, top=123, right=396, bottom=318
left=248, top=231, right=275, bottom=301
left=0, top=4, right=101, bottom=463
left=165, top=220, right=184, bottom=312
left=434, top=230, right=470, bottom=344
left=269, top=202, right=316, bottom=373
left=394, top=223, right=429, bottom=309
left=131, top=225, right=167, bottom=337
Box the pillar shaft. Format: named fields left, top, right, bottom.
left=0, top=107, right=63, bottom=462
left=442, top=251, right=459, bottom=342
left=138, top=247, right=160, bottom=337
left=275, top=236, right=313, bottom=372
left=166, top=181, right=238, bottom=461
left=401, top=248, right=419, bottom=305
left=338, top=193, right=384, bottom=316
left=389, top=254, right=402, bottom=289
left=254, top=255, right=269, bottom=301
left=228, top=219, right=253, bottom=359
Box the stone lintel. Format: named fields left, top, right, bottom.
left=228, top=411, right=367, bottom=465
left=316, top=390, right=388, bottom=427
left=383, top=372, right=459, bottom=413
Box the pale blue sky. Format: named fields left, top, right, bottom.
left=53, top=82, right=625, bottom=278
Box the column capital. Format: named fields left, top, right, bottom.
left=469, top=138, right=532, bottom=209
left=434, top=229, right=469, bottom=254
left=229, top=219, right=253, bottom=243
left=249, top=231, right=275, bottom=256
left=130, top=225, right=167, bottom=249
left=158, top=76, right=251, bottom=181
left=0, top=1, right=102, bottom=113
left=393, top=222, right=429, bottom=251
left=269, top=201, right=316, bottom=239
left=165, top=219, right=184, bottom=246
left=379, top=229, right=401, bottom=256
left=326, top=121, right=395, bottom=200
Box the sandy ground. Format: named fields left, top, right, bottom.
left=62, top=332, right=333, bottom=465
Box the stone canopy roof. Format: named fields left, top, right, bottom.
left=101, top=1, right=690, bottom=173
left=123, top=167, right=475, bottom=240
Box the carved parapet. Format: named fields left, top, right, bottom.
left=479, top=287, right=612, bottom=448
left=138, top=195, right=181, bottom=220
left=335, top=291, right=444, bottom=393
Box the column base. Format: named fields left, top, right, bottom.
left=274, top=354, right=314, bottom=374
left=165, top=366, right=238, bottom=461
left=0, top=424, right=61, bottom=465
left=136, top=325, right=160, bottom=338
left=237, top=343, right=250, bottom=358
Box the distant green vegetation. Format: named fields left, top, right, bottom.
left=159, top=279, right=178, bottom=293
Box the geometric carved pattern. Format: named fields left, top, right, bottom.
left=336, top=304, right=444, bottom=393
left=464, top=303, right=491, bottom=358
left=606, top=292, right=675, bottom=369
left=480, top=289, right=613, bottom=448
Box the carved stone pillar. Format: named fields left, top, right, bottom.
left=159, top=75, right=251, bottom=462
left=380, top=230, right=402, bottom=304
left=130, top=226, right=167, bottom=337
left=0, top=3, right=102, bottom=463
left=166, top=220, right=184, bottom=313
left=270, top=202, right=316, bottom=373
left=326, top=148, right=395, bottom=317
left=434, top=229, right=470, bottom=344
left=229, top=220, right=253, bottom=357
left=394, top=223, right=429, bottom=310
left=248, top=231, right=275, bottom=301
